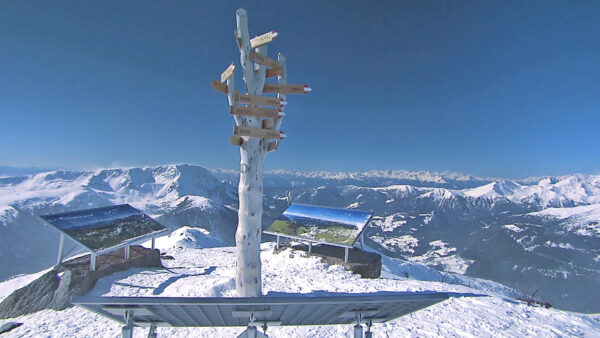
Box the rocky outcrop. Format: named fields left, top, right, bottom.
left=290, top=244, right=382, bottom=278
left=0, top=322, right=23, bottom=334
left=0, top=245, right=162, bottom=319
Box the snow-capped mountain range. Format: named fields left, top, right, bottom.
left=1, top=165, right=598, bottom=313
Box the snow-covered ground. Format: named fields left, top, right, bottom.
left=530, top=203, right=600, bottom=237
left=0, top=228, right=598, bottom=337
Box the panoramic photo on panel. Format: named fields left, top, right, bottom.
left=41, top=204, right=167, bottom=252
left=266, top=204, right=373, bottom=246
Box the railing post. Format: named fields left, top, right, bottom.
left=57, top=233, right=65, bottom=265
left=90, top=252, right=96, bottom=271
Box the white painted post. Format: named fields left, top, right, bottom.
left=276, top=235, right=280, bottom=249
left=216, top=8, right=309, bottom=297
left=235, top=8, right=267, bottom=297
left=308, top=241, right=313, bottom=253
left=345, top=247, right=349, bottom=263
left=125, top=245, right=130, bottom=260
left=151, top=237, right=155, bottom=250
left=90, top=252, right=97, bottom=271
left=57, top=233, right=65, bottom=265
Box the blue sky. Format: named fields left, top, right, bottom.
left=1, top=1, right=598, bottom=178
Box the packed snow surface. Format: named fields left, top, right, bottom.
left=0, top=228, right=598, bottom=337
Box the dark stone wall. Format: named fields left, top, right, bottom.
left=0, top=245, right=162, bottom=319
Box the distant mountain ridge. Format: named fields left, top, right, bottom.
left=1, top=164, right=599, bottom=312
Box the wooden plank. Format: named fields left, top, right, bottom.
left=220, top=63, right=236, bottom=83
left=230, top=106, right=284, bottom=119
left=267, top=142, right=278, bottom=152
left=262, top=118, right=275, bottom=129
left=250, top=31, right=278, bottom=48
left=229, top=135, right=243, bottom=146
left=234, top=92, right=284, bottom=107
left=234, top=126, right=285, bottom=140
left=266, top=67, right=284, bottom=78
left=263, top=84, right=311, bottom=94
left=211, top=80, right=227, bottom=94
left=250, top=50, right=280, bottom=69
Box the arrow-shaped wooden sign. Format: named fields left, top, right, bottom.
left=229, top=135, right=243, bottom=146
left=250, top=31, right=278, bottom=48
left=266, top=67, right=284, bottom=78
left=220, top=63, right=236, bottom=83
left=263, top=84, right=312, bottom=94
left=234, top=92, right=286, bottom=107
left=230, top=106, right=285, bottom=119
left=250, top=50, right=282, bottom=70
left=234, top=126, right=286, bottom=140
left=211, top=80, right=228, bottom=94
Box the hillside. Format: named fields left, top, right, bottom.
left=0, top=227, right=598, bottom=337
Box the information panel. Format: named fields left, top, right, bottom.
left=41, top=204, right=167, bottom=252
left=265, top=204, right=373, bottom=247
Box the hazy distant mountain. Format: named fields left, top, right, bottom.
left=216, top=169, right=600, bottom=313
left=1, top=165, right=599, bottom=312
left=0, top=166, right=55, bottom=177
left=0, top=165, right=286, bottom=281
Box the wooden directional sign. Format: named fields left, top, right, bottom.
left=262, top=118, right=275, bottom=129
left=229, top=135, right=243, bottom=146
left=230, top=106, right=283, bottom=119
left=234, top=126, right=285, bottom=140
left=250, top=50, right=281, bottom=69
left=220, top=63, right=236, bottom=83
left=234, top=92, right=284, bottom=107
left=263, top=84, right=311, bottom=94
left=250, top=31, right=278, bottom=48
left=211, top=80, right=228, bottom=94
left=266, top=67, right=284, bottom=78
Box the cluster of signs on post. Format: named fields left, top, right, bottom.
left=211, top=29, right=311, bottom=146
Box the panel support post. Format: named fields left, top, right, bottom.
left=361, top=232, right=365, bottom=252
left=151, top=237, right=156, bottom=250
left=353, top=324, right=363, bottom=338
left=365, top=320, right=373, bottom=338
left=57, top=233, right=65, bottom=265
left=276, top=235, right=280, bottom=249
left=125, top=245, right=130, bottom=260
left=308, top=241, right=312, bottom=253
left=147, top=324, right=157, bottom=338
left=121, top=310, right=134, bottom=338
left=90, top=252, right=97, bottom=271
left=345, top=247, right=349, bottom=263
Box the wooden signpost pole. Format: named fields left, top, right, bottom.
left=213, top=8, right=310, bottom=297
